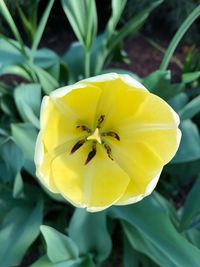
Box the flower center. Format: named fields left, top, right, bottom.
left=70, top=115, right=120, bottom=165
left=87, top=128, right=102, bottom=144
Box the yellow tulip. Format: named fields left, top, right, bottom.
left=34, top=73, right=181, bottom=212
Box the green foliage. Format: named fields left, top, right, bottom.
left=0, top=0, right=200, bottom=266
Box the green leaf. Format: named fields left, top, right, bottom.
left=106, top=0, right=127, bottom=39
left=14, top=83, right=41, bottom=128
left=63, top=42, right=84, bottom=82
left=68, top=209, right=112, bottom=264
left=179, top=95, right=200, bottom=120
left=0, top=94, right=17, bottom=117
left=168, top=93, right=189, bottom=112
left=123, top=236, right=140, bottom=267
left=0, top=138, right=24, bottom=183
left=108, top=0, right=163, bottom=50
left=61, top=0, right=97, bottom=50
left=11, top=123, right=38, bottom=161
left=12, top=172, right=24, bottom=199
left=172, top=120, right=200, bottom=163
left=122, top=221, right=172, bottom=266
left=0, top=0, right=27, bottom=58
left=180, top=177, right=200, bottom=230
left=31, top=255, right=53, bottom=267
left=182, top=71, right=200, bottom=83
left=0, top=64, right=32, bottom=80
left=109, top=194, right=200, bottom=267
left=40, top=225, right=79, bottom=263
left=0, top=38, right=24, bottom=66
left=32, top=65, right=59, bottom=94
left=143, top=70, right=184, bottom=100
left=160, top=4, right=200, bottom=71
left=0, top=200, right=43, bottom=267
left=31, top=0, right=55, bottom=59
left=34, top=48, right=60, bottom=68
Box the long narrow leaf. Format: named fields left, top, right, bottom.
left=31, top=0, right=55, bottom=59
left=106, top=0, right=127, bottom=39
left=61, top=0, right=97, bottom=50
left=0, top=0, right=27, bottom=58
left=160, top=4, right=200, bottom=70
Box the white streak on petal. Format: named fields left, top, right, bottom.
left=144, top=170, right=162, bottom=196
left=50, top=83, right=86, bottom=99
left=115, top=194, right=144, bottom=206
left=120, top=74, right=148, bottom=91
left=81, top=73, right=119, bottom=84
left=170, top=106, right=180, bottom=126
left=34, top=131, right=44, bottom=166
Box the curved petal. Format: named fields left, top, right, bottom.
left=40, top=84, right=102, bottom=154
left=81, top=73, right=149, bottom=132
left=51, top=143, right=130, bottom=211
left=51, top=83, right=102, bottom=129
left=106, top=93, right=181, bottom=205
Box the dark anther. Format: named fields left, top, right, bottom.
left=102, top=131, right=120, bottom=141
left=70, top=139, right=85, bottom=154
left=76, top=125, right=91, bottom=133
left=85, top=144, right=97, bottom=165
left=97, top=115, right=105, bottom=128
left=104, top=144, right=114, bottom=160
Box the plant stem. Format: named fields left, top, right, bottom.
left=84, top=49, right=90, bottom=78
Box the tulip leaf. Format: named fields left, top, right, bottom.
left=34, top=48, right=60, bottom=69
left=14, top=83, right=41, bottom=128
left=180, top=177, right=200, bottom=229
left=0, top=199, right=43, bottom=267
left=122, top=221, right=173, bottom=266
left=31, top=255, right=53, bottom=267
left=108, top=0, right=163, bottom=51
left=109, top=194, right=200, bottom=267
left=143, top=70, right=183, bottom=100
left=68, top=209, right=112, bottom=264
left=61, top=0, right=97, bottom=51
left=63, top=42, right=84, bottom=82
left=0, top=64, right=31, bottom=80
left=123, top=236, right=141, bottom=267
left=31, top=0, right=55, bottom=58
left=31, top=65, right=59, bottom=94
left=11, top=122, right=38, bottom=161
left=179, top=95, right=200, bottom=120
left=172, top=120, right=200, bottom=163
left=106, top=0, right=127, bottom=39
left=40, top=225, right=79, bottom=263
left=12, top=172, right=24, bottom=199
left=182, top=71, right=200, bottom=83
left=0, top=138, right=24, bottom=183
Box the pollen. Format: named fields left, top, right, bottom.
left=87, top=128, right=102, bottom=144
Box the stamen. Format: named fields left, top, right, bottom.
left=104, top=144, right=114, bottom=160
left=85, top=144, right=97, bottom=165
left=97, top=115, right=105, bottom=128
left=102, top=131, right=120, bottom=141
left=76, top=125, right=91, bottom=133
left=70, top=139, right=85, bottom=154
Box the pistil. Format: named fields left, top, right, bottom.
left=87, top=128, right=102, bottom=144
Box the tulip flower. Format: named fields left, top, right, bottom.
left=35, top=73, right=181, bottom=212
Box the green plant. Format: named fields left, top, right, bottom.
left=0, top=0, right=200, bottom=266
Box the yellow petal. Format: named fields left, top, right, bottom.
left=81, top=73, right=149, bottom=132
left=51, top=143, right=130, bottom=211
left=106, top=93, right=181, bottom=205
left=40, top=97, right=78, bottom=153
left=53, top=83, right=102, bottom=129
